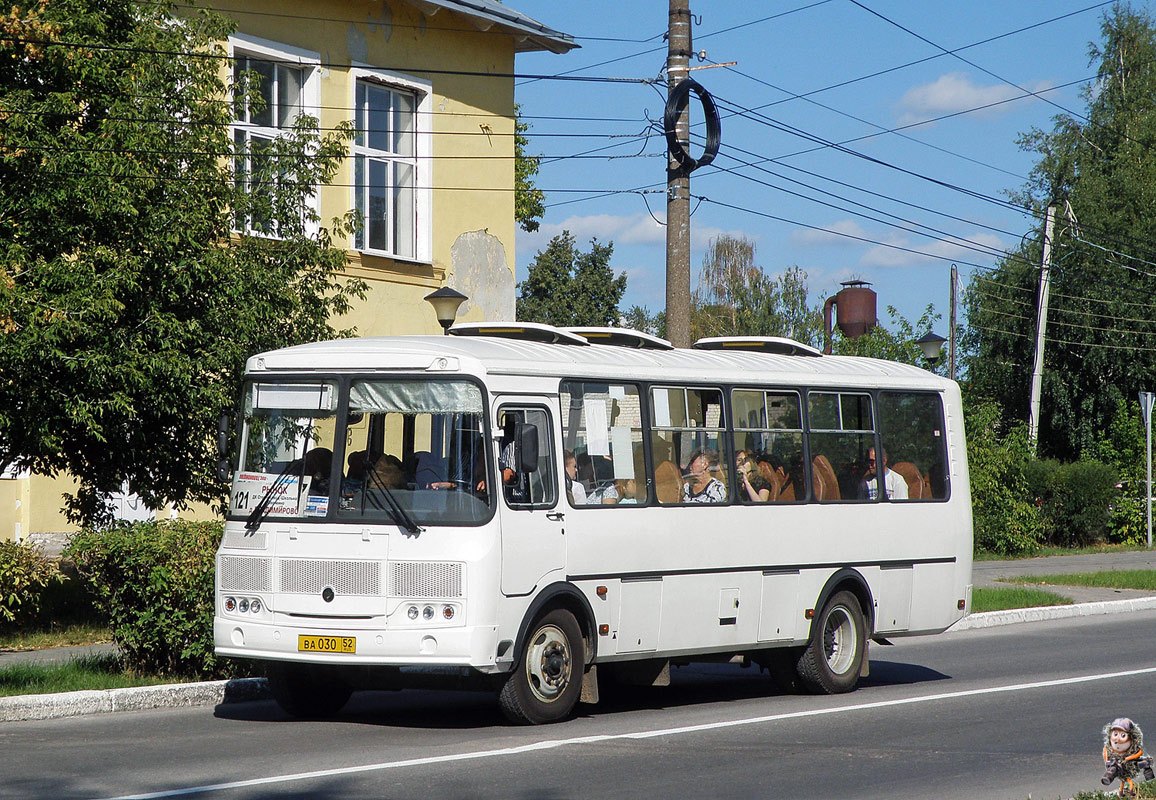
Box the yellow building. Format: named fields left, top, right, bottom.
left=0, top=0, right=575, bottom=549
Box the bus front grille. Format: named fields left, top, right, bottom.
left=279, top=559, right=382, bottom=596
left=390, top=562, right=463, bottom=599
left=219, top=556, right=272, bottom=593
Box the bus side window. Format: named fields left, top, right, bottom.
left=497, top=407, right=557, bottom=508
left=878, top=392, right=950, bottom=501
left=730, top=389, right=804, bottom=504
left=560, top=382, right=647, bottom=507
left=650, top=386, right=728, bottom=505
left=807, top=392, right=874, bottom=503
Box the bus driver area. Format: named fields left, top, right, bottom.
left=215, top=323, right=971, bottom=724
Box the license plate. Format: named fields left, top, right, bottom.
left=297, top=635, right=356, bottom=653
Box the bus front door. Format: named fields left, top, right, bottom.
left=495, top=402, right=564, bottom=595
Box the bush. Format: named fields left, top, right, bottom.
left=1024, top=459, right=1118, bottom=547
left=966, top=401, right=1045, bottom=555
left=0, top=541, right=62, bottom=628
left=65, top=520, right=223, bottom=677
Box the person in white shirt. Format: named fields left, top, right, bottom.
left=860, top=446, right=908, bottom=501
left=564, top=450, right=588, bottom=505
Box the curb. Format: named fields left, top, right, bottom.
left=0, top=676, right=270, bottom=723
left=950, top=596, right=1156, bottom=631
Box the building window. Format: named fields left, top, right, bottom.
left=354, top=80, right=417, bottom=259
left=229, top=38, right=318, bottom=236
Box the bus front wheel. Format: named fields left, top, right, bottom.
left=267, top=663, right=353, bottom=718
left=797, top=590, right=866, bottom=694
left=498, top=609, right=584, bottom=724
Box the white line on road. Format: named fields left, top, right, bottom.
left=99, top=665, right=1156, bottom=800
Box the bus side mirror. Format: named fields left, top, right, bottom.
left=217, top=413, right=232, bottom=459
left=514, top=423, right=538, bottom=473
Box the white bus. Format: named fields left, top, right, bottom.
left=215, top=323, right=972, bottom=724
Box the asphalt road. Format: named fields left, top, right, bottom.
left=5, top=611, right=1156, bottom=800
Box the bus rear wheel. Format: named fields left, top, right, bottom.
left=797, top=590, right=866, bottom=694
left=267, top=663, right=353, bottom=718
left=498, top=609, right=584, bottom=725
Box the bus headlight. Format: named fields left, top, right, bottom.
left=422, top=605, right=435, bottom=621
left=224, top=596, right=236, bottom=612
left=238, top=598, right=249, bottom=613
left=442, top=605, right=455, bottom=620
left=407, top=605, right=419, bottom=620
left=250, top=598, right=262, bottom=614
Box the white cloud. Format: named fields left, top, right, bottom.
left=517, top=212, right=751, bottom=258
left=859, top=231, right=1009, bottom=268
left=895, top=72, right=1051, bottom=126
left=790, top=219, right=869, bottom=247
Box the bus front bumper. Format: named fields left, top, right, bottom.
left=214, top=619, right=502, bottom=672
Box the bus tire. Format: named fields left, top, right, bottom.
left=498, top=609, right=584, bottom=724
left=267, top=663, right=353, bottom=718
left=797, top=590, right=866, bottom=694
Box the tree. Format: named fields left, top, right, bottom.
left=964, top=4, right=1156, bottom=458
left=691, top=234, right=824, bottom=345
left=514, top=105, right=545, bottom=233
left=0, top=0, right=366, bottom=524
left=516, top=231, right=626, bottom=326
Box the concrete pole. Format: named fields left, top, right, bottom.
left=1027, top=205, right=1057, bottom=451
left=665, top=0, right=692, bottom=348
left=1145, top=391, right=1153, bottom=548
left=949, top=264, right=958, bottom=381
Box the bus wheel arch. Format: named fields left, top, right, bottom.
left=797, top=570, right=873, bottom=694
left=809, top=568, right=875, bottom=642
left=512, top=582, right=598, bottom=668
left=500, top=591, right=591, bottom=724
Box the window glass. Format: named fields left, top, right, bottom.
left=878, top=392, right=949, bottom=501
left=497, top=407, right=557, bottom=509
left=650, top=386, right=727, bottom=505
left=560, top=382, right=646, bottom=507
left=354, top=80, right=418, bottom=258
left=732, top=390, right=804, bottom=503
left=334, top=379, right=489, bottom=525
left=231, top=54, right=307, bottom=235
left=807, top=392, right=875, bottom=503
left=229, top=381, right=338, bottom=521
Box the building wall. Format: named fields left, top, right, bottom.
left=6, top=0, right=524, bottom=542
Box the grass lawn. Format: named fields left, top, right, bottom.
left=999, top=570, right=1156, bottom=591
left=975, top=542, right=1153, bottom=561
left=972, top=586, right=1073, bottom=613
left=0, top=654, right=195, bottom=698
left=0, top=622, right=111, bottom=652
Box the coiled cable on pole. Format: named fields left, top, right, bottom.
left=664, top=77, right=721, bottom=174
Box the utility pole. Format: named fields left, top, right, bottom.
left=948, top=264, right=958, bottom=381
left=1027, top=205, right=1057, bottom=451
left=665, top=0, right=692, bottom=348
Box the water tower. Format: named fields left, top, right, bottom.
left=822, top=280, right=877, bottom=354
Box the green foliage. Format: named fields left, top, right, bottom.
left=621, top=304, right=665, bottom=338
left=65, top=520, right=223, bottom=677
left=0, top=0, right=367, bottom=525
left=1086, top=399, right=1148, bottom=545
left=0, top=653, right=179, bottom=697
left=692, top=236, right=823, bottom=345
left=1023, top=459, right=1118, bottom=547
left=514, top=104, right=545, bottom=233
left=964, top=5, right=1156, bottom=459
left=0, top=541, right=62, bottom=627
left=965, top=400, right=1045, bottom=554
left=1006, top=569, right=1156, bottom=590
left=517, top=231, right=627, bottom=326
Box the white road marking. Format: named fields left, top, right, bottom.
left=99, top=665, right=1156, bottom=799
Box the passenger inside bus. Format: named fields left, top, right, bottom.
left=735, top=451, right=772, bottom=502
left=563, top=450, right=587, bottom=505
left=303, top=447, right=333, bottom=496
left=858, top=446, right=909, bottom=501
left=682, top=448, right=727, bottom=503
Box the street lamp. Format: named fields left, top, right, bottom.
left=424, top=286, right=468, bottom=334
left=915, top=332, right=947, bottom=361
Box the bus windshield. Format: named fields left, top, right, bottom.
left=227, top=378, right=491, bottom=526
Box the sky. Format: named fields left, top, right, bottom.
left=505, top=0, right=1136, bottom=337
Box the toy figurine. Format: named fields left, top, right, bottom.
left=1102, top=717, right=1155, bottom=797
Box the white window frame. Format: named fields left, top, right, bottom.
left=229, top=35, right=322, bottom=237
left=350, top=66, right=433, bottom=264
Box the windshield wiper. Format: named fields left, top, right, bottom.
left=363, top=467, right=424, bottom=535
left=245, top=458, right=302, bottom=531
